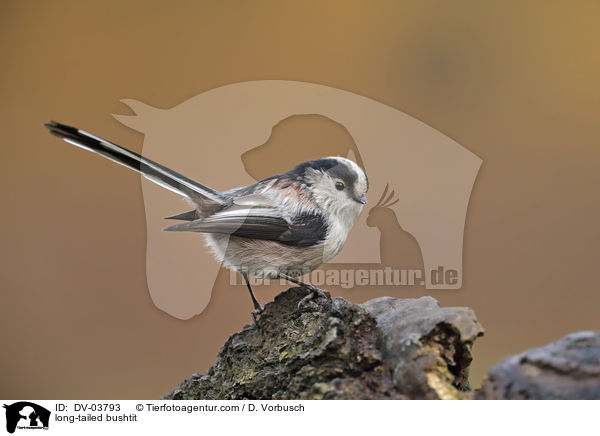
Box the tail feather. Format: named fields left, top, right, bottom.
left=45, top=121, right=225, bottom=204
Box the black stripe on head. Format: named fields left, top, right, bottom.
left=327, top=160, right=358, bottom=190
left=291, top=158, right=340, bottom=175
left=289, top=158, right=357, bottom=187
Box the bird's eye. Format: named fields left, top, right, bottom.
left=335, top=181, right=345, bottom=191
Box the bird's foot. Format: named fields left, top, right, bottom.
left=295, top=284, right=330, bottom=313
left=251, top=306, right=264, bottom=329
left=303, top=283, right=329, bottom=300
left=276, top=272, right=330, bottom=313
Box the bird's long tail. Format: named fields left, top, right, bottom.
left=45, top=121, right=225, bottom=204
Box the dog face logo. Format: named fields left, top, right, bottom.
left=114, top=80, right=482, bottom=319
left=3, top=402, right=50, bottom=433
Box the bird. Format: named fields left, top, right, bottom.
left=45, top=121, right=369, bottom=323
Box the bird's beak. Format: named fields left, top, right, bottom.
left=355, top=194, right=367, bottom=205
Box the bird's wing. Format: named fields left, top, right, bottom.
left=232, top=193, right=280, bottom=208
left=164, top=190, right=279, bottom=221
left=164, top=206, right=327, bottom=247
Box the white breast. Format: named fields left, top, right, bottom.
left=322, top=215, right=353, bottom=263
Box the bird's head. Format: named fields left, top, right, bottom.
left=296, top=157, right=369, bottom=222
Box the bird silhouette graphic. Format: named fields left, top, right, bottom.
left=367, top=184, right=424, bottom=273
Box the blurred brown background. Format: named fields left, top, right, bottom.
left=1, top=0, right=599, bottom=399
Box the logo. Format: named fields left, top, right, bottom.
left=3, top=402, right=50, bottom=433
left=113, top=80, right=481, bottom=318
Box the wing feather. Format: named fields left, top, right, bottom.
left=164, top=207, right=327, bottom=247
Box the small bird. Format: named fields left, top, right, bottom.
left=45, top=121, right=369, bottom=322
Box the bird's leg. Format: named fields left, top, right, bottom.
left=242, top=272, right=263, bottom=327
left=276, top=272, right=329, bottom=302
